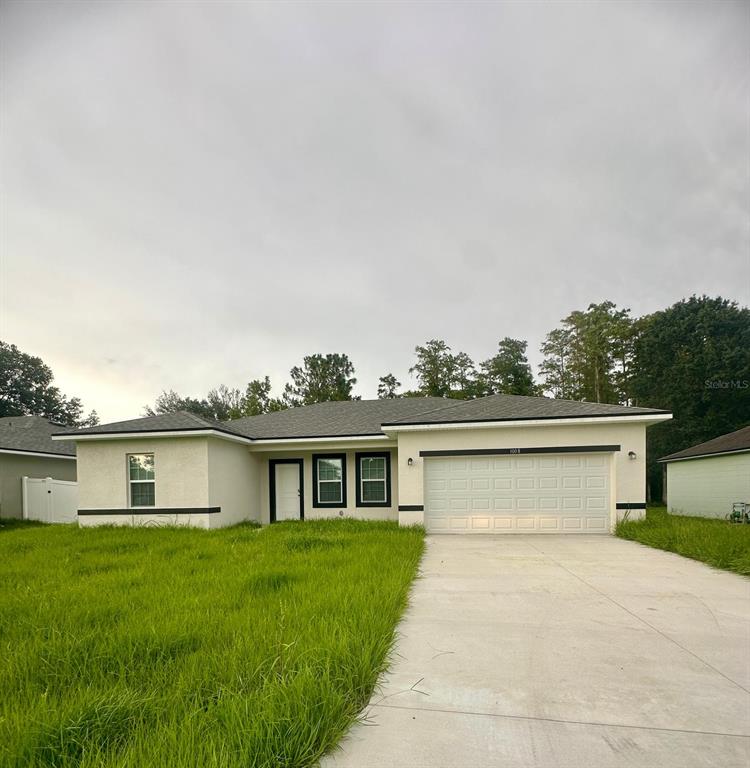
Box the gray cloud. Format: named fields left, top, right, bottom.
left=1, top=0, right=748, bottom=420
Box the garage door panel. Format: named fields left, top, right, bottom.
left=425, top=453, right=611, bottom=534
left=470, top=459, right=490, bottom=471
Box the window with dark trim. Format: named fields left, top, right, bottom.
left=355, top=451, right=391, bottom=508
left=312, top=453, right=347, bottom=508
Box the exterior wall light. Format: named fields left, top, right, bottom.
left=628, top=451, right=637, bottom=460
left=407, top=457, right=414, bottom=466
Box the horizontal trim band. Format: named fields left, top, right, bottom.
left=78, top=507, right=221, bottom=516
left=616, top=502, right=647, bottom=510
left=419, top=445, right=621, bottom=458
left=398, top=505, right=424, bottom=512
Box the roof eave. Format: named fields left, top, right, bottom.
left=0, top=447, right=76, bottom=460
left=382, top=413, right=673, bottom=432
left=52, top=428, right=255, bottom=446
left=659, top=447, right=750, bottom=463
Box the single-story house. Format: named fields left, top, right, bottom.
left=0, top=416, right=77, bottom=518
left=659, top=425, right=750, bottom=518
left=54, top=394, right=671, bottom=533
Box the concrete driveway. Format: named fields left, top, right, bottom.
left=323, top=535, right=750, bottom=768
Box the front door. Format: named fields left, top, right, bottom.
left=272, top=461, right=303, bottom=521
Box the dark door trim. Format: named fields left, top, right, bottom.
left=269, top=458, right=304, bottom=523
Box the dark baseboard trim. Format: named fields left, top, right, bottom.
left=78, top=507, right=221, bottom=516
left=398, top=505, right=424, bottom=512
left=616, top=502, right=647, bottom=510
left=419, top=445, right=621, bottom=458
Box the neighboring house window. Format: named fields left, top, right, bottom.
left=312, top=453, right=347, bottom=507
left=128, top=454, right=155, bottom=507
left=356, top=452, right=391, bottom=508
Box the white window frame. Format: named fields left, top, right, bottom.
left=314, top=455, right=345, bottom=506
left=359, top=456, right=387, bottom=504
left=128, top=453, right=155, bottom=508
left=356, top=452, right=391, bottom=508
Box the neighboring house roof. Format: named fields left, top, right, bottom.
left=382, top=393, right=670, bottom=426
left=0, top=416, right=76, bottom=457
left=55, top=395, right=671, bottom=443
left=659, top=425, right=750, bottom=463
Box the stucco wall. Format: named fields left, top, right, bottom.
left=256, top=446, right=399, bottom=524
left=667, top=453, right=750, bottom=519
left=0, top=453, right=77, bottom=519
left=207, top=438, right=260, bottom=527
left=76, top=437, right=211, bottom=527
left=395, top=421, right=648, bottom=526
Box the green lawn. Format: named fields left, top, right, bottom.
left=616, top=506, right=750, bottom=576
left=0, top=519, right=424, bottom=768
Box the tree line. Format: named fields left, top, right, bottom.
left=2, top=295, right=748, bottom=498
left=142, top=296, right=750, bottom=499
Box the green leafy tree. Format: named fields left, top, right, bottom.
left=0, top=341, right=98, bottom=426
left=144, top=390, right=215, bottom=419
left=283, top=353, right=358, bottom=407
left=206, top=385, right=246, bottom=421
left=409, top=340, right=477, bottom=398
left=241, top=377, right=286, bottom=416
left=377, top=373, right=401, bottom=399
left=451, top=352, right=478, bottom=399
left=540, top=302, right=634, bottom=403
left=631, top=295, right=750, bottom=500
left=479, top=338, right=536, bottom=396
left=539, top=328, right=577, bottom=399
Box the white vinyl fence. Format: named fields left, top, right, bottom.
left=22, top=477, right=78, bottom=524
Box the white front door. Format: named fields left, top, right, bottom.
left=424, top=452, right=612, bottom=534
left=275, top=463, right=301, bottom=521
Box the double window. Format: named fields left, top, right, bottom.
left=312, top=454, right=347, bottom=507
left=356, top=452, right=391, bottom=507
left=312, top=452, right=392, bottom=509
left=128, top=454, right=155, bottom=507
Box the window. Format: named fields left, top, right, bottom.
left=312, top=454, right=347, bottom=508
left=356, top=452, right=391, bottom=507
left=129, top=454, right=155, bottom=507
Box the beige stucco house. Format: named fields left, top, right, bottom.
left=0, top=416, right=77, bottom=519
left=660, top=425, right=750, bottom=519
left=54, top=394, right=671, bottom=533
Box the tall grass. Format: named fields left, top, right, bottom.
left=0, top=519, right=424, bottom=768
left=616, top=506, right=750, bottom=576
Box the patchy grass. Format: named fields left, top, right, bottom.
left=616, top=506, right=750, bottom=576
left=0, top=519, right=424, bottom=768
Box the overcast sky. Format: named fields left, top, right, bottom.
left=1, top=1, right=748, bottom=423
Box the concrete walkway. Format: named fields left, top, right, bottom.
left=323, top=535, right=750, bottom=768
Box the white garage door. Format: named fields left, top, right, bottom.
left=424, top=453, right=611, bottom=534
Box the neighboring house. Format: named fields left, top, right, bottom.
left=0, top=416, right=77, bottom=519
left=659, top=426, right=750, bottom=519
left=54, top=394, right=671, bottom=533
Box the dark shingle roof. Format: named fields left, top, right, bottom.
left=58, top=395, right=671, bottom=443
left=0, top=416, right=76, bottom=457
left=382, top=393, right=670, bottom=426
left=57, top=411, right=251, bottom=439
left=659, top=425, right=750, bottom=462
left=227, top=398, right=453, bottom=439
